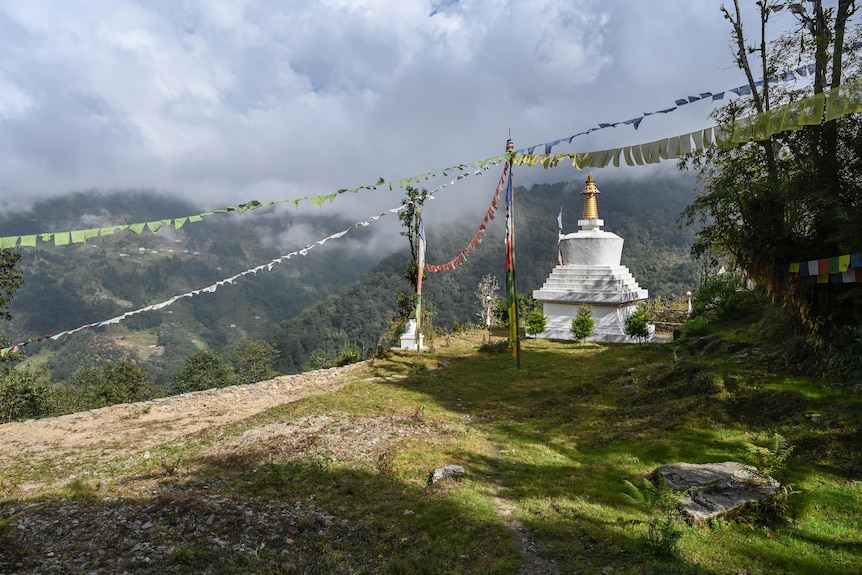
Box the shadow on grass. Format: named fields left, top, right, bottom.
left=3, top=335, right=860, bottom=574
left=366, top=339, right=861, bottom=574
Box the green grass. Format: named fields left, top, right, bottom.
left=2, top=317, right=861, bottom=574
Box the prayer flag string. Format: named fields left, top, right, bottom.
left=0, top=158, right=507, bottom=250
left=3, top=75, right=861, bottom=254
left=511, top=78, right=862, bottom=171
left=0, top=161, right=507, bottom=355
left=426, top=163, right=507, bottom=273
left=517, top=40, right=862, bottom=156
left=786, top=253, right=862, bottom=284
left=0, top=203, right=409, bottom=356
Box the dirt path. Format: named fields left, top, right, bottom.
left=0, top=363, right=364, bottom=471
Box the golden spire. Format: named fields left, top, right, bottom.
left=581, top=173, right=600, bottom=219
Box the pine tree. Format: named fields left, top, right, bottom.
left=570, top=306, right=594, bottom=342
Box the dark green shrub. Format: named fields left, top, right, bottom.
left=625, top=304, right=651, bottom=342
left=0, top=369, right=52, bottom=422
left=525, top=309, right=547, bottom=336
left=173, top=350, right=238, bottom=394
left=479, top=340, right=510, bottom=353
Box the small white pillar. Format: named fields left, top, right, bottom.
left=399, top=319, right=425, bottom=350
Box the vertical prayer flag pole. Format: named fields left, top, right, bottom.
left=504, top=137, right=521, bottom=367
left=415, top=213, right=426, bottom=353
left=557, top=203, right=564, bottom=266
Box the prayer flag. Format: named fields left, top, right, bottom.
left=505, top=139, right=519, bottom=362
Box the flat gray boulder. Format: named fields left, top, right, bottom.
left=652, top=462, right=781, bottom=524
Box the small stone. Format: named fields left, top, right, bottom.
left=427, top=464, right=465, bottom=485
left=402, top=509, right=415, bottom=516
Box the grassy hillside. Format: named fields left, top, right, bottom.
left=2, top=294, right=859, bottom=574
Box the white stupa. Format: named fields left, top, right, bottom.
left=533, top=174, right=652, bottom=342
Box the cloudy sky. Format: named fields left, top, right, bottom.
left=0, top=0, right=817, bottom=228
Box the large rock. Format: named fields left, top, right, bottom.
left=652, top=462, right=781, bottom=524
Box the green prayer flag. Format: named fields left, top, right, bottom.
left=128, top=223, right=146, bottom=234
left=100, top=227, right=116, bottom=236
left=188, top=215, right=203, bottom=222
left=0, top=236, right=18, bottom=249
left=174, top=217, right=188, bottom=229
left=753, top=111, right=771, bottom=140
left=20, top=235, right=36, bottom=247
left=147, top=221, right=164, bottom=233
left=54, top=232, right=71, bottom=246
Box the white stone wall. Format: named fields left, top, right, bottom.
left=539, top=302, right=647, bottom=343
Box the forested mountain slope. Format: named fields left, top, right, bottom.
left=1, top=174, right=699, bottom=380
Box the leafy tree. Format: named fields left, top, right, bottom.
left=45, top=334, right=140, bottom=385
left=495, top=293, right=541, bottom=329
left=0, top=249, right=23, bottom=368
left=691, top=273, right=744, bottom=319
left=680, top=0, right=862, bottom=347
left=625, top=304, right=651, bottom=343
left=398, top=185, right=432, bottom=289
left=475, top=274, right=500, bottom=328
left=173, top=350, right=238, bottom=394
left=0, top=250, right=23, bottom=323
left=0, top=369, right=52, bottom=423
left=392, top=185, right=432, bottom=342
left=58, top=361, right=153, bottom=413
left=571, top=306, right=594, bottom=342
left=303, top=349, right=335, bottom=371
left=231, top=338, right=279, bottom=385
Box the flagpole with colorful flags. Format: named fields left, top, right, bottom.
left=557, top=203, right=564, bottom=266
left=504, top=137, right=520, bottom=367
left=415, top=211, right=426, bottom=353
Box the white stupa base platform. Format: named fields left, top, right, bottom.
left=533, top=264, right=652, bottom=343
left=397, top=319, right=427, bottom=350
left=536, top=301, right=654, bottom=343
left=399, top=334, right=426, bottom=351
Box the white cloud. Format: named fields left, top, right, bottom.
left=0, top=0, right=813, bottom=234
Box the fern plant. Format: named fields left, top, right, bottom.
left=621, top=477, right=685, bottom=558
left=742, top=432, right=794, bottom=478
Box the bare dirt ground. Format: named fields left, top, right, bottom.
left=0, top=364, right=363, bottom=477
left=0, top=361, right=554, bottom=574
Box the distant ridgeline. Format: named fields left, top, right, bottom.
left=2, top=176, right=698, bottom=378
